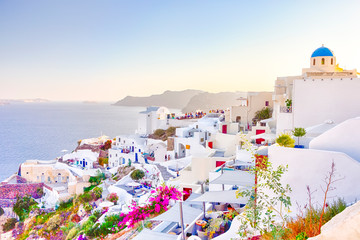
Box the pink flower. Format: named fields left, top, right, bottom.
left=155, top=204, right=161, bottom=213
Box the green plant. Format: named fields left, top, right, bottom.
left=60, top=222, right=76, bottom=237
left=58, top=198, right=74, bottom=211
left=276, top=133, right=295, bottom=148
left=293, top=127, right=306, bottom=146
left=130, top=169, right=145, bottom=180
left=93, top=186, right=103, bottom=199
left=285, top=99, right=292, bottom=107
left=237, top=157, right=292, bottom=238
left=47, top=214, right=61, bottom=231
left=66, top=226, right=80, bottom=240
left=13, top=195, right=37, bottom=221
left=107, top=192, right=119, bottom=204
left=92, top=210, right=102, bottom=220
left=83, top=202, right=93, bottom=213
left=79, top=192, right=93, bottom=203
left=98, top=157, right=109, bottom=166
left=296, top=232, right=309, bottom=240
left=2, top=218, right=17, bottom=232
left=204, top=218, right=223, bottom=238
left=253, top=107, right=272, bottom=123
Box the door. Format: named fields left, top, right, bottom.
left=216, top=161, right=226, bottom=168
left=183, top=188, right=192, bottom=201
left=256, top=129, right=265, bottom=144
left=222, top=125, right=227, bottom=134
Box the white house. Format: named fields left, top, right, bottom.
left=137, top=106, right=171, bottom=135
left=63, top=149, right=98, bottom=170
left=273, top=45, right=359, bottom=134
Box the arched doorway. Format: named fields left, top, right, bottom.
left=178, top=143, right=186, bottom=158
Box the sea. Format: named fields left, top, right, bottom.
left=0, top=102, right=145, bottom=181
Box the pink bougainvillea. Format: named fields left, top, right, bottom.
left=118, top=185, right=182, bottom=228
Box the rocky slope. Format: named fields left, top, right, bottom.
left=113, top=89, right=203, bottom=109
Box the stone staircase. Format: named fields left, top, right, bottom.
left=155, top=164, right=173, bottom=181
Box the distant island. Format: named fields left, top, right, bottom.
left=113, top=89, right=258, bottom=112
left=0, top=98, right=50, bottom=105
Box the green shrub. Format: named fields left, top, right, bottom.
left=2, top=218, right=17, bottom=232
left=93, top=186, right=103, bottom=200
left=66, top=226, right=80, bottom=240
left=79, top=192, right=93, bottom=203
left=83, top=202, right=93, bottom=213
left=276, top=133, right=295, bottom=148
left=92, top=210, right=102, bottom=221
left=130, top=169, right=145, bottom=180
left=293, top=127, right=306, bottom=145
left=13, top=195, right=37, bottom=221
left=60, top=222, right=76, bottom=237
left=98, top=157, right=109, bottom=166
left=58, top=198, right=74, bottom=211
left=47, top=214, right=61, bottom=231
left=253, top=107, right=272, bottom=123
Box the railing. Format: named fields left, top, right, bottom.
left=280, top=106, right=292, bottom=113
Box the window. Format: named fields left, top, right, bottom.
left=265, top=101, right=269, bottom=106
left=321, top=58, right=325, bottom=65
left=200, top=138, right=204, bottom=142
left=331, top=58, right=333, bottom=65
left=313, top=59, right=316, bottom=65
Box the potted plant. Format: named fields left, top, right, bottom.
left=205, top=218, right=223, bottom=239
left=285, top=99, right=292, bottom=112
left=293, top=127, right=306, bottom=148
left=276, top=133, right=295, bottom=148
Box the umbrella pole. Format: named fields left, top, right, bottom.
left=179, top=201, right=186, bottom=240
left=221, top=165, right=224, bottom=191
left=201, top=183, right=206, bottom=218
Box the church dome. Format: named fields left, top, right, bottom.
left=311, top=46, right=334, bottom=58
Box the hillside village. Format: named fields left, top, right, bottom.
left=1, top=46, right=360, bottom=239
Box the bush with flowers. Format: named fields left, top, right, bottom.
left=118, top=184, right=182, bottom=229
left=107, top=192, right=119, bottom=204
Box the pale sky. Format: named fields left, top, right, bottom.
left=0, top=0, right=359, bottom=102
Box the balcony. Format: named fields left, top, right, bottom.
left=280, top=106, right=292, bottom=113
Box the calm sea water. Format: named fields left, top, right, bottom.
left=0, top=102, right=144, bottom=181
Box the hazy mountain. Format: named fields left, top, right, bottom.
left=113, top=89, right=203, bottom=109
left=182, top=92, right=248, bottom=113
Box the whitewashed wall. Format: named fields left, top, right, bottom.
left=268, top=146, right=360, bottom=215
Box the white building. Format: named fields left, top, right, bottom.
left=273, top=45, right=359, bottom=134
left=137, top=106, right=171, bottom=135
left=224, top=92, right=273, bottom=133
left=63, top=149, right=98, bottom=170
left=108, top=135, right=146, bottom=167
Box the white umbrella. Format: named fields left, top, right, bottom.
left=127, top=182, right=141, bottom=187
left=61, top=149, right=68, bottom=153
left=191, top=190, right=249, bottom=204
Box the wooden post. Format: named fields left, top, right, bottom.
left=179, top=201, right=186, bottom=240
left=201, top=183, right=206, bottom=218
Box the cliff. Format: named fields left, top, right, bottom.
left=113, top=89, right=203, bottom=109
